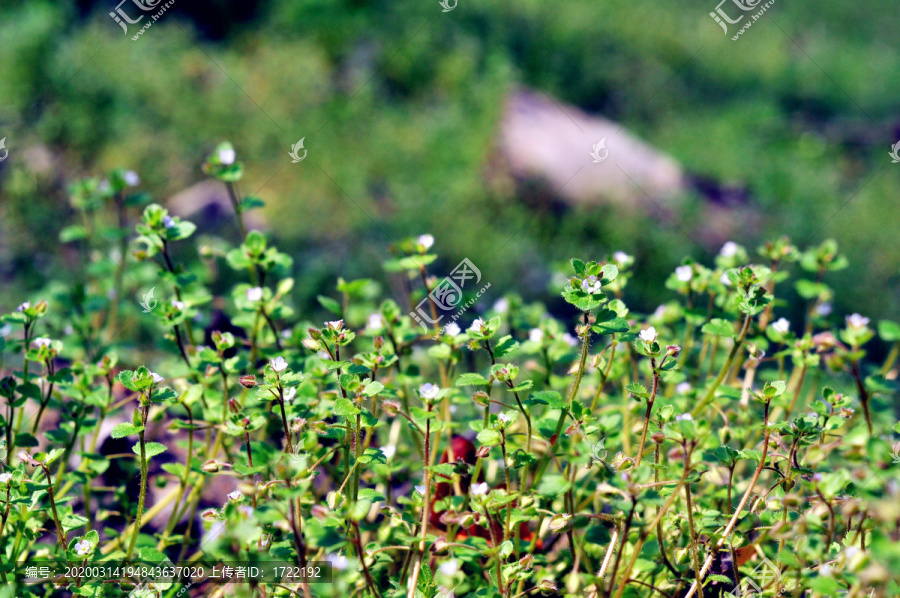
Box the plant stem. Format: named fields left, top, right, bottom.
left=126, top=404, right=149, bottom=560
left=41, top=464, right=67, bottom=549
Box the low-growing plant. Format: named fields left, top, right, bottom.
left=1, top=147, right=899, bottom=598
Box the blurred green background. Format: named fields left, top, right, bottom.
left=1, top=0, right=898, bottom=322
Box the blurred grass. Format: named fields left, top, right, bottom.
left=1, top=0, right=898, bottom=320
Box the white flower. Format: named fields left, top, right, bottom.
left=415, top=485, right=426, bottom=495
left=471, top=482, right=489, bottom=496
left=675, top=265, right=693, bottom=282
left=74, top=539, right=92, bottom=556
left=497, top=412, right=511, bottom=424
left=219, top=147, right=236, bottom=165
left=171, top=300, right=185, bottom=311
left=819, top=564, right=832, bottom=577
left=562, top=333, right=578, bottom=347
left=124, top=170, right=140, bottom=187
left=0, top=324, right=10, bottom=337
left=639, top=327, right=658, bottom=343
left=720, top=241, right=739, bottom=257
left=846, top=313, right=870, bottom=329
left=32, top=338, right=52, bottom=349
left=16, top=302, right=30, bottom=312
left=438, top=559, right=459, bottom=576
left=581, top=275, right=601, bottom=294
left=367, top=313, right=383, bottom=330
left=771, top=318, right=790, bottom=334
left=419, top=383, right=440, bottom=400
left=150, top=372, right=164, bottom=384
left=246, top=287, right=263, bottom=302
left=327, top=554, right=349, bottom=570
left=493, top=298, right=509, bottom=313
left=380, top=445, right=396, bottom=460
left=469, top=318, right=485, bottom=333
left=816, top=302, right=832, bottom=316
left=613, top=251, right=630, bottom=264
left=270, top=356, right=288, bottom=372
left=529, top=328, right=544, bottom=343
left=98, top=179, right=111, bottom=193
left=326, top=320, right=344, bottom=331
left=417, top=234, right=435, bottom=250
left=720, top=272, right=731, bottom=286
left=444, top=322, right=461, bottom=337
left=162, top=215, right=175, bottom=228
left=239, top=505, right=254, bottom=517
left=676, top=413, right=693, bottom=422
left=227, top=490, right=243, bottom=502
left=283, top=387, right=297, bottom=402
left=676, top=382, right=691, bottom=394
left=653, top=305, right=666, bottom=319
left=0, top=473, right=11, bottom=484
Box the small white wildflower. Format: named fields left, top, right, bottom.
left=415, top=485, right=426, bottom=495
left=819, top=564, right=832, bottom=577
left=380, top=445, right=396, bottom=460
left=676, top=382, right=691, bottom=394
left=653, top=305, right=666, bottom=319
left=581, top=275, right=602, bottom=295
left=32, top=338, right=52, bottom=349
left=846, top=313, right=870, bottom=329
left=417, top=234, right=435, bottom=250
left=613, top=251, right=630, bottom=264
left=270, top=356, right=288, bottom=372
left=497, top=412, right=511, bottom=424
left=0, top=473, right=11, bottom=484
left=438, top=559, right=459, bottom=576
left=639, top=327, right=658, bottom=343
left=219, top=147, right=236, bottom=165
left=328, top=554, right=349, bottom=570
left=419, top=383, right=440, bottom=400
left=720, top=241, right=739, bottom=257
left=471, top=482, right=488, bottom=496
left=17, top=302, right=30, bottom=312
left=283, top=387, right=297, bottom=402
left=771, top=317, right=790, bottom=334
left=493, top=298, right=509, bottom=313
left=529, top=328, right=544, bottom=343
left=246, top=287, right=263, bottom=302
left=676, top=413, right=693, bottom=422
left=98, top=179, right=111, bottom=193
left=444, top=322, right=461, bottom=337
left=162, top=215, right=175, bottom=228
left=238, top=505, right=254, bottom=517
left=844, top=546, right=860, bottom=560
left=562, top=333, right=578, bottom=347
left=326, top=320, right=344, bottom=331
left=227, top=490, right=242, bottom=502
left=816, top=302, right=832, bottom=316
left=469, top=318, right=485, bottom=333
left=123, top=170, right=140, bottom=187
left=171, top=300, right=185, bottom=311
left=675, top=265, right=693, bottom=282
left=74, top=539, right=92, bottom=556
left=367, top=313, right=383, bottom=330
left=720, top=272, right=731, bottom=286
left=150, top=372, right=164, bottom=384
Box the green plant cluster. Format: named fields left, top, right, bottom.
left=1, top=145, right=900, bottom=598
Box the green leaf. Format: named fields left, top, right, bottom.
left=317, top=295, right=342, bottom=316
left=456, top=373, right=490, bottom=387
left=878, top=320, right=900, bottom=342
left=701, top=318, right=735, bottom=337
left=334, top=398, right=361, bottom=417
left=111, top=423, right=144, bottom=439
left=133, top=442, right=167, bottom=459
left=476, top=428, right=502, bottom=447
left=529, top=390, right=566, bottom=410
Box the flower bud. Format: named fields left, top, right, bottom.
left=382, top=401, right=400, bottom=416
left=201, top=459, right=221, bottom=473
left=548, top=513, right=572, bottom=533
left=539, top=579, right=558, bottom=594
left=666, top=345, right=681, bottom=357
left=374, top=335, right=384, bottom=350
left=472, top=391, right=489, bottom=407
left=476, top=445, right=491, bottom=459
left=239, top=375, right=256, bottom=388
left=519, top=554, right=534, bottom=570
left=201, top=508, right=219, bottom=522
left=651, top=432, right=666, bottom=444
left=327, top=490, right=343, bottom=510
